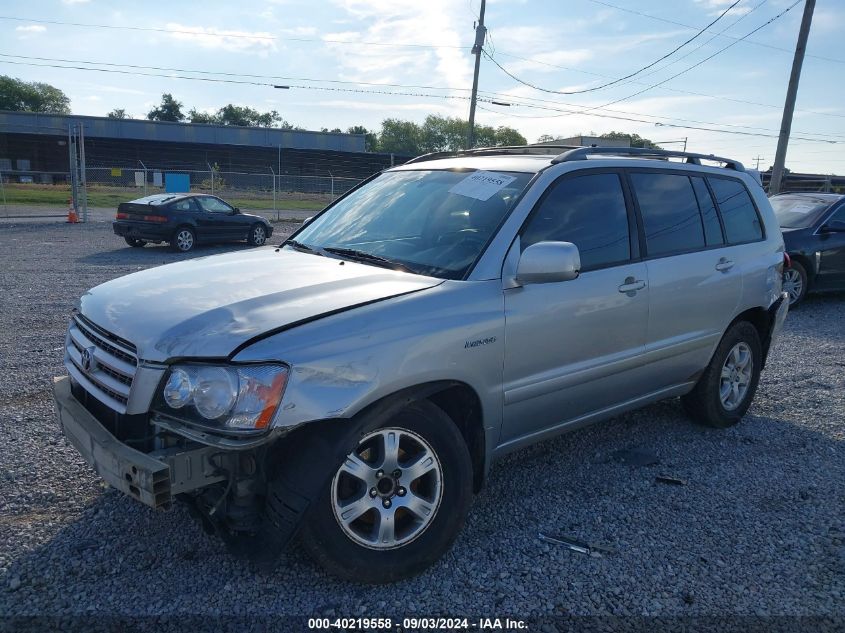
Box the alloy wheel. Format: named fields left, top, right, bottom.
left=176, top=230, right=194, bottom=251
left=782, top=269, right=803, bottom=304
left=331, top=427, right=443, bottom=550
left=719, top=342, right=753, bottom=411
left=253, top=226, right=266, bottom=245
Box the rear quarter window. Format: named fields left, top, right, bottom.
left=630, top=172, right=705, bottom=257
left=708, top=178, right=764, bottom=244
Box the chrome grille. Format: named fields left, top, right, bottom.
left=65, top=314, right=138, bottom=413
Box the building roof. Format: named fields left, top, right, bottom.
left=0, top=110, right=366, bottom=153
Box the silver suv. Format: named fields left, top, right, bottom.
left=54, top=146, right=789, bottom=583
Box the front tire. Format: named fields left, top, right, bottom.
left=124, top=237, right=147, bottom=248
left=300, top=400, right=473, bottom=584
left=782, top=260, right=808, bottom=306
left=682, top=321, right=762, bottom=428
left=171, top=226, right=196, bottom=252
left=248, top=223, right=267, bottom=246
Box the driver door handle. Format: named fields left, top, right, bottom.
left=618, top=277, right=646, bottom=293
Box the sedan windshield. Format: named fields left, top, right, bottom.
left=771, top=196, right=833, bottom=229
left=288, top=169, right=533, bottom=279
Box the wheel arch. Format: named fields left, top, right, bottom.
left=728, top=303, right=780, bottom=368
left=787, top=251, right=815, bottom=283
left=351, top=380, right=487, bottom=493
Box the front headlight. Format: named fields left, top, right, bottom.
left=155, top=363, right=289, bottom=433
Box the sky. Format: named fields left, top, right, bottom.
left=2, top=0, right=844, bottom=174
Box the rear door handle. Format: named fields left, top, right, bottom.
left=715, top=258, right=735, bottom=272
left=618, top=277, right=646, bottom=293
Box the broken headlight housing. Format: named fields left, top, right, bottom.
left=153, top=363, right=289, bottom=434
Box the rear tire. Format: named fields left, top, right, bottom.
left=171, top=226, right=196, bottom=252
left=682, top=321, right=762, bottom=428
left=300, top=400, right=473, bottom=584
left=124, top=237, right=147, bottom=248
left=782, top=260, right=808, bottom=306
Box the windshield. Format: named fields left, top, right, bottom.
left=771, top=196, right=833, bottom=229
left=288, top=169, right=533, bottom=279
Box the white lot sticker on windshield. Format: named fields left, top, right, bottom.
left=448, top=171, right=517, bottom=201
left=788, top=204, right=818, bottom=214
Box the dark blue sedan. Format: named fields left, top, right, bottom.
left=112, top=193, right=273, bottom=252
left=773, top=192, right=845, bottom=305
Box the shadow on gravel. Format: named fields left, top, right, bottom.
left=1, top=398, right=842, bottom=617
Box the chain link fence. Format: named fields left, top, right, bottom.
left=83, top=163, right=362, bottom=215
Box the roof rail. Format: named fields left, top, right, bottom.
left=551, top=146, right=745, bottom=172
left=404, top=144, right=582, bottom=165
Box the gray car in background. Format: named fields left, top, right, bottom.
left=53, top=146, right=789, bottom=583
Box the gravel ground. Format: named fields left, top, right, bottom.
left=0, top=219, right=843, bottom=625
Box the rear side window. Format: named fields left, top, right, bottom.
left=709, top=178, right=763, bottom=244
left=521, top=172, right=630, bottom=271
left=690, top=177, right=724, bottom=246
left=171, top=198, right=196, bottom=212
left=631, top=173, right=705, bottom=257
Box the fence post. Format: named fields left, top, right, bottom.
left=270, top=166, right=277, bottom=220
left=329, top=170, right=335, bottom=200
left=207, top=162, right=214, bottom=195
left=0, top=165, right=6, bottom=217
left=79, top=124, right=88, bottom=223
left=139, top=159, right=148, bottom=197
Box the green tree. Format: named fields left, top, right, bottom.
left=347, top=125, right=378, bottom=152
left=0, top=75, right=70, bottom=114
left=492, top=125, right=527, bottom=147
left=535, top=134, right=559, bottom=144
left=378, top=118, right=424, bottom=155
left=187, top=108, right=218, bottom=124
left=599, top=131, right=658, bottom=149
left=107, top=108, right=129, bottom=119
left=216, top=104, right=280, bottom=127
left=188, top=104, right=284, bottom=127
left=147, top=93, right=185, bottom=122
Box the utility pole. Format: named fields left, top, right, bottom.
left=753, top=155, right=764, bottom=170
left=467, top=0, right=487, bottom=150
left=769, top=0, right=815, bottom=194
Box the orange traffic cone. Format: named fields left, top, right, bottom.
left=66, top=198, right=79, bottom=224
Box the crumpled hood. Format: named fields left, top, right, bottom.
left=79, top=248, right=441, bottom=361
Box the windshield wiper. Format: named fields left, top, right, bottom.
left=283, top=239, right=325, bottom=256
left=323, top=247, right=417, bottom=274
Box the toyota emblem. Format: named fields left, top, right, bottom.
left=81, top=346, right=96, bottom=372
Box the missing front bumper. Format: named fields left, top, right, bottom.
left=53, top=376, right=226, bottom=509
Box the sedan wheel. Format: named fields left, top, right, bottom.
left=248, top=224, right=267, bottom=246
left=172, top=227, right=196, bottom=252
left=782, top=263, right=807, bottom=306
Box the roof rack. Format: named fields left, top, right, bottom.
left=551, top=146, right=745, bottom=172
left=404, top=144, right=582, bottom=164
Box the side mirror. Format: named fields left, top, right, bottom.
left=820, top=220, right=845, bottom=233
left=516, top=241, right=581, bottom=284
left=232, top=207, right=240, bottom=214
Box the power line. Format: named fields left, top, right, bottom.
left=2, top=53, right=842, bottom=145
left=490, top=50, right=845, bottom=120
left=0, top=52, right=471, bottom=93
left=582, top=0, right=845, bottom=65
left=6, top=49, right=841, bottom=140
left=537, top=0, right=804, bottom=121
left=0, top=15, right=468, bottom=50
left=480, top=0, right=744, bottom=96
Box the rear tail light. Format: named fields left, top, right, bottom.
left=143, top=215, right=168, bottom=223
left=116, top=212, right=129, bottom=220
